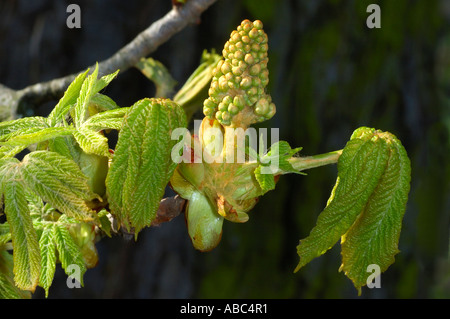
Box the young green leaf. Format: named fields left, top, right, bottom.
left=0, top=223, right=11, bottom=246
left=294, top=127, right=411, bottom=294
left=97, top=209, right=112, bottom=237
left=92, top=70, right=119, bottom=96
left=295, top=129, right=390, bottom=272
left=3, top=175, right=41, bottom=292
left=173, top=50, right=221, bottom=122
left=53, top=223, right=86, bottom=286
left=73, top=126, right=110, bottom=158
left=74, top=64, right=99, bottom=127
left=82, top=107, right=128, bottom=131
left=47, top=69, right=90, bottom=126
left=0, top=116, right=48, bottom=141
left=254, top=141, right=303, bottom=194
left=2, top=127, right=75, bottom=148
left=0, top=157, right=19, bottom=184
left=0, top=145, right=28, bottom=159
left=136, top=58, right=176, bottom=98
left=89, top=93, right=120, bottom=112
left=38, top=224, right=57, bottom=297
left=106, top=98, right=187, bottom=235
left=261, top=141, right=303, bottom=172
left=0, top=250, right=32, bottom=299
left=46, top=136, right=76, bottom=160
left=20, top=151, right=98, bottom=222
left=254, top=165, right=277, bottom=194
left=339, top=132, right=411, bottom=293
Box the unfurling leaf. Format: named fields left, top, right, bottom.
left=3, top=173, right=41, bottom=292
left=0, top=116, right=48, bottom=141
left=21, top=151, right=98, bottom=222
left=53, top=223, right=86, bottom=286
left=38, top=224, right=57, bottom=297
left=47, top=69, right=89, bottom=126
left=106, top=98, right=187, bottom=236
left=0, top=250, right=32, bottom=299
left=89, top=93, right=120, bottom=112
left=254, top=165, right=276, bottom=193
left=93, top=70, right=119, bottom=96
left=339, top=130, right=411, bottom=293
left=173, top=50, right=222, bottom=122
left=73, top=126, right=110, bottom=158
left=136, top=58, right=177, bottom=98
left=295, top=130, right=389, bottom=270
left=254, top=141, right=303, bottom=194
left=82, top=107, right=128, bottom=131
left=74, top=64, right=99, bottom=127
left=295, top=127, right=411, bottom=294
left=2, top=127, right=75, bottom=148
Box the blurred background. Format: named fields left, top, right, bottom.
left=0, top=0, right=449, bottom=298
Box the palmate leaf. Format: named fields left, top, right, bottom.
left=106, top=98, right=187, bottom=235
left=36, top=216, right=94, bottom=297
left=339, top=132, right=411, bottom=293
left=20, top=151, right=98, bottom=222
left=47, top=66, right=119, bottom=127
left=295, top=131, right=390, bottom=272
left=3, top=174, right=41, bottom=292
left=295, top=127, right=411, bottom=294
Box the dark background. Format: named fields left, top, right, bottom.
left=0, top=0, right=449, bottom=298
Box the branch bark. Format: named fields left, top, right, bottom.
left=0, top=0, right=218, bottom=121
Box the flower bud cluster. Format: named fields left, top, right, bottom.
left=203, top=19, right=276, bottom=127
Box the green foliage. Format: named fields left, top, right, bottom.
left=0, top=250, right=31, bottom=299
left=21, top=151, right=99, bottom=221
left=254, top=141, right=304, bottom=194
left=136, top=57, right=177, bottom=98
left=0, top=63, right=123, bottom=297
left=0, top=17, right=414, bottom=298
left=295, top=127, right=411, bottom=293
left=106, top=98, right=187, bottom=235
left=173, top=50, right=222, bottom=122
left=37, top=225, right=56, bottom=297
left=4, top=175, right=41, bottom=292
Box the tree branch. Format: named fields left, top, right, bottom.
left=0, top=0, right=218, bottom=121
